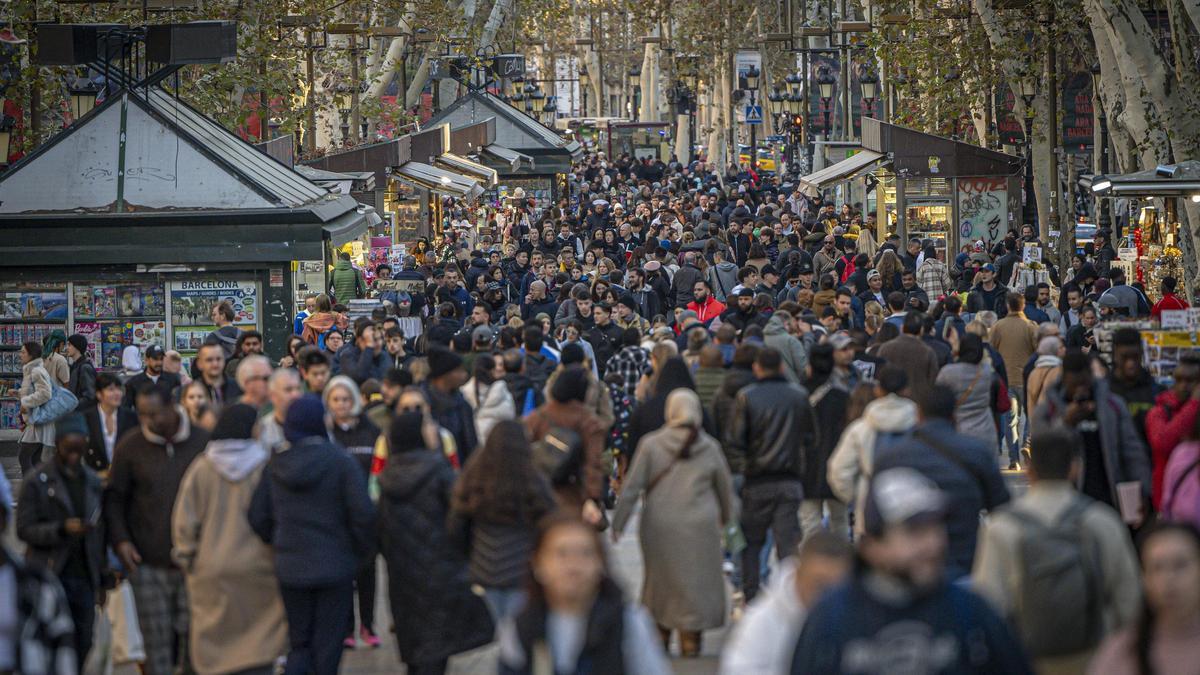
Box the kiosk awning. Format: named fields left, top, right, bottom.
left=434, top=153, right=499, bottom=186
left=394, top=162, right=484, bottom=199
left=481, top=144, right=535, bottom=172
left=800, top=150, right=886, bottom=190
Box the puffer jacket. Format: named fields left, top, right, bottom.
left=763, top=313, right=809, bottom=385
left=460, top=379, right=516, bottom=442
left=378, top=449, right=494, bottom=665
left=827, top=393, right=918, bottom=527
left=725, top=375, right=816, bottom=481
left=328, top=259, right=364, bottom=303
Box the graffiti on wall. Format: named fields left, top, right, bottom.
left=958, top=178, right=1007, bottom=248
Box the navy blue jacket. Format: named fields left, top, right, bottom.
left=249, top=436, right=376, bottom=587
left=334, top=342, right=390, bottom=385
left=875, top=419, right=1011, bottom=580
left=791, top=572, right=1032, bottom=674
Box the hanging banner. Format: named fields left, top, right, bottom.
left=995, top=84, right=1024, bottom=147
left=1061, top=71, right=1094, bottom=155
left=958, top=177, right=1008, bottom=247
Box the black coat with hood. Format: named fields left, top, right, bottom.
left=378, top=448, right=494, bottom=666
left=248, top=435, right=376, bottom=587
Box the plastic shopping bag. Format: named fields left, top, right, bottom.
left=106, top=581, right=146, bottom=665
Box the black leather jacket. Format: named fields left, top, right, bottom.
left=724, top=375, right=815, bottom=480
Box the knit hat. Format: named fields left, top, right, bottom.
left=67, top=334, right=88, bottom=356
left=55, top=412, right=88, bottom=442
left=211, top=403, right=260, bottom=441
left=550, top=366, right=590, bottom=403
left=427, top=346, right=464, bottom=379
left=388, top=411, right=426, bottom=453
left=284, top=395, right=327, bottom=444
left=618, top=295, right=638, bottom=312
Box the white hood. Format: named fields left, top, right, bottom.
left=863, top=393, right=918, bottom=433
left=205, top=439, right=268, bottom=482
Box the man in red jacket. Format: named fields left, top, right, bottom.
left=687, top=280, right=727, bottom=325
left=1150, top=276, right=1190, bottom=320
left=1145, top=355, right=1200, bottom=509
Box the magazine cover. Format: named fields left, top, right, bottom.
left=142, top=287, right=165, bottom=316
left=73, top=286, right=94, bottom=318
left=118, top=286, right=143, bottom=317
left=101, top=342, right=123, bottom=370
left=74, top=322, right=102, bottom=365
left=174, top=330, right=192, bottom=352
left=132, top=321, right=165, bottom=347
left=93, top=288, right=116, bottom=318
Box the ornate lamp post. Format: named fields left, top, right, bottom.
left=627, top=65, right=641, bottom=120
left=1020, top=75, right=1037, bottom=229
left=817, top=64, right=836, bottom=142
left=578, top=65, right=590, bottom=115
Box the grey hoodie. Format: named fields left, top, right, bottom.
left=763, top=314, right=809, bottom=385
left=708, top=261, right=739, bottom=302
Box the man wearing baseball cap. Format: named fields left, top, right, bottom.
left=790, top=468, right=1032, bottom=673
left=123, top=344, right=181, bottom=408
left=966, top=262, right=1011, bottom=318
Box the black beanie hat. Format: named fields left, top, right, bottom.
left=211, top=403, right=260, bottom=441
left=388, top=411, right=426, bottom=453
left=67, top=334, right=88, bottom=356
left=426, top=346, right=463, bottom=379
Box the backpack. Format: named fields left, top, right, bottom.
left=1005, top=497, right=1103, bottom=657
left=1161, top=442, right=1200, bottom=526
left=532, top=426, right=585, bottom=490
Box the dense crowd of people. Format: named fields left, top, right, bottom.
left=4, top=150, right=1200, bottom=675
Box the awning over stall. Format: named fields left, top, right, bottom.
left=800, top=150, right=886, bottom=190
left=481, top=143, right=535, bottom=171
left=1086, top=161, right=1200, bottom=197
left=434, top=152, right=498, bottom=186
left=394, top=162, right=484, bottom=199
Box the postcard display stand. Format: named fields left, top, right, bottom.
left=1, top=279, right=260, bottom=430
left=0, top=283, right=69, bottom=430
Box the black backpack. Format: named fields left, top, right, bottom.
left=532, top=426, right=584, bottom=490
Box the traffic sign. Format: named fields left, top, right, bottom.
left=744, top=105, right=763, bottom=125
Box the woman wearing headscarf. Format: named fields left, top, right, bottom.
left=378, top=412, right=494, bottom=675
left=172, top=404, right=288, bottom=675
left=612, top=389, right=734, bottom=657
left=40, top=330, right=70, bottom=386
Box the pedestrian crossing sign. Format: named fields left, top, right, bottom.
left=744, top=105, right=763, bottom=125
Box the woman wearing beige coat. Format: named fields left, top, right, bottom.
left=172, top=403, right=287, bottom=675
left=18, top=341, right=56, bottom=475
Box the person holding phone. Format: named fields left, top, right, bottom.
left=16, top=413, right=108, bottom=670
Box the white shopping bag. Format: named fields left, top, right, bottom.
left=83, top=607, right=112, bottom=675
left=105, top=581, right=146, bottom=664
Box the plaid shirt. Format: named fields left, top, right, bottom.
left=605, top=345, right=651, bottom=399
left=916, top=259, right=953, bottom=303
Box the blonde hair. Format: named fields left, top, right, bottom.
left=965, top=320, right=990, bottom=339
left=322, top=375, right=364, bottom=417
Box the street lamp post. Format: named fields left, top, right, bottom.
left=579, top=65, right=590, bottom=116
left=744, top=64, right=759, bottom=173
left=785, top=71, right=805, bottom=174
left=628, top=65, right=641, bottom=120
left=817, top=64, right=836, bottom=159
left=858, top=64, right=878, bottom=121
left=1020, top=77, right=1037, bottom=230
left=68, top=75, right=101, bottom=123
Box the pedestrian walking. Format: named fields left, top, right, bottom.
left=524, top=366, right=608, bottom=518
left=171, top=404, right=288, bottom=675
left=726, top=347, right=816, bottom=601
left=460, top=354, right=516, bottom=442
left=322, top=376, right=383, bottom=649
left=449, top=420, right=557, bottom=623
left=935, top=333, right=1002, bottom=455
left=719, top=532, right=852, bottom=675
left=497, top=514, right=671, bottom=675
left=377, top=411, right=494, bottom=674
left=612, top=389, right=735, bottom=657
left=1087, top=522, right=1200, bottom=675
left=799, top=343, right=851, bottom=540
left=105, top=385, right=209, bottom=675
left=790, top=468, right=1033, bottom=674
left=65, top=333, right=97, bottom=411
left=973, top=425, right=1140, bottom=672
left=17, top=340, right=57, bottom=475
left=248, top=395, right=376, bottom=675
left=83, top=372, right=137, bottom=473
left=16, top=413, right=105, bottom=673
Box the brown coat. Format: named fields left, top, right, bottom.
left=1026, top=361, right=1062, bottom=412
left=990, top=315, right=1039, bottom=387
left=524, top=400, right=607, bottom=506
left=300, top=311, right=349, bottom=345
